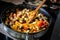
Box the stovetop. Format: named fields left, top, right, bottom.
left=0, top=1, right=59, bottom=40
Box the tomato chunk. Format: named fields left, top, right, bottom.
left=23, top=26, right=28, bottom=30
left=37, top=20, right=43, bottom=27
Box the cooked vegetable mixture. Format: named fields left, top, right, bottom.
left=5, top=9, right=49, bottom=33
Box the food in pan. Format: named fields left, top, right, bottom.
left=5, top=9, right=49, bottom=33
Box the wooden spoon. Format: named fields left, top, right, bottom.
left=27, top=0, right=46, bottom=23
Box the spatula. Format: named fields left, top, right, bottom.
left=27, top=0, right=46, bottom=23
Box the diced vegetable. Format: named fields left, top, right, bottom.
left=37, top=20, right=44, bottom=27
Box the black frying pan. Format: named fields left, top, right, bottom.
left=1, top=4, right=52, bottom=40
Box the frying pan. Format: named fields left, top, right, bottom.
left=1, top=4, right=52, bottom=40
